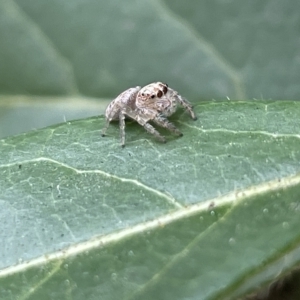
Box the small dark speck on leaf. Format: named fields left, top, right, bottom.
left=209, top=202, right=215, bottom=209
left=61, top=233, right=64, bottom=237
left=228, top=154, right=231, bottom=158
left=18, top=164, right=22, bottom=169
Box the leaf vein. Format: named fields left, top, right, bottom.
left=0, top=157, right=183, bottom=209
left=178, top=121, right=300, bottom=139
left=1, top=172, right=300, bottom=278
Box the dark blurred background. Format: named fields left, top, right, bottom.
left=1, top=0, right=299, bottom=138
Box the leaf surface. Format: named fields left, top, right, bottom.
left=1, top=101, right=300, bottom=299
left=1, top=0, right=300, bottom=100
left=1, top=0, right=300, bottom=139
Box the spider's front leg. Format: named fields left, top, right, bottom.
left=124, top=107, right=166, bottom=144
left=153, top=113, right=183, bottom=136
left=175, top=93, right=197, bottom=121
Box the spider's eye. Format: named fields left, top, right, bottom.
left=151, top=95, right=155, bottom=99
left=141, top=93, right=144, bottom=96
left=163, top=86, right=168, bottom=94
left=157, top=91, right=163, bottom=98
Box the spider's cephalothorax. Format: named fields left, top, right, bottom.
left=101, top=82, right=197, bottom=147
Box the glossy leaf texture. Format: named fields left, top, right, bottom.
left=1, top=101, right=300, bottom=300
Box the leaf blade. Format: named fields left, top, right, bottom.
left=1, top=101, right=300, bottom=299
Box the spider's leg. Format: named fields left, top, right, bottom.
left=176, top=94, right=197, bottom=120
left=101, top=86, right=141, bottom=139
left=143, top=123, right=166, bottom=143
left=119, top=110, right=126, bottom=147
left=124, top=107, right=166, bottom=143
left=101, top=118, right=112, bottom=137
left=153, top=114, right=183, bottom=136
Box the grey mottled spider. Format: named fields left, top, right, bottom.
left=101, top=82, right=197, bottom=147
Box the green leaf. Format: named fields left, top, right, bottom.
left=0, top=96, right=109, bottom=138
left=1, top=0, right=300, bottom=139
left=1, top=0, right=300, bottom=100
left=1, top=101, right=300, bottom=300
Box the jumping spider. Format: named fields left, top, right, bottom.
left=101, top=82, right=197, bottom=147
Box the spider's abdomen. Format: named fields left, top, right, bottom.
left=105, top=86, right=141, bottom=120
